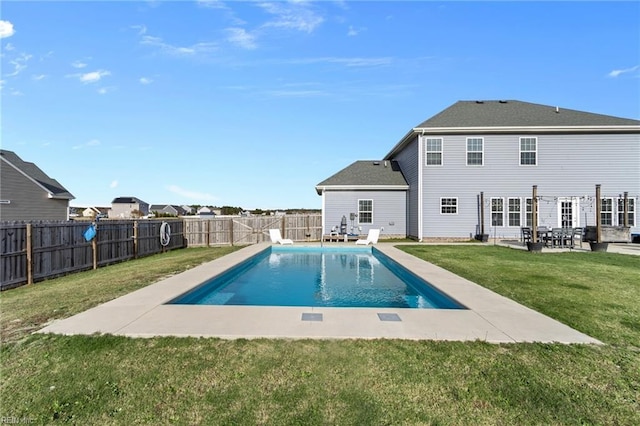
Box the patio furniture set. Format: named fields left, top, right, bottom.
left=521, top=226, right=583, bottom=249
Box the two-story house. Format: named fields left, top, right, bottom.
left=110, top=197, right=150, bottom=219
left=0, top=150, right=75, bottom=221
left=316, top=100, right=640, bottom=240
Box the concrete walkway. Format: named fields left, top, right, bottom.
left=38, top=243, right=604, bottom=344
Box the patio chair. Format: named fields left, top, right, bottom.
left=550, top=228, right=564, bottom=248
left=521, top=227, right=532, bottom=244
left=269, top=229, right=294, bottom=245
left=355, top=229, right=381, bottom=245
left=571, top=227, right=583, bottom=249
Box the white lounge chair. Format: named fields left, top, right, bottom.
left=269, top=229, right=293, bottom=245
left=355, top=229, right=380, bottom=245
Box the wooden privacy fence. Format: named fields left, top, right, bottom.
left=183, top=214, right=323, bottom=246
left=0, top=219, right=185, bottom=290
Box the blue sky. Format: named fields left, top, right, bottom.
left=2, top=1, right=639, bottom=210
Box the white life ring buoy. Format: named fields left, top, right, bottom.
left=160, top=222, right=171, bottom=247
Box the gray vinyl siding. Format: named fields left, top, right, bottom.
left=0, top=164, right=69, bottom=221
left=322, top=191, right=407, bottom=237
left=419, top=133, right=640, bottom=238
left=393, top=136, right=419, bottom=239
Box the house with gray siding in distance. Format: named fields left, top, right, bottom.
left=110, top=197, right=150, bottom=219
left=317, top=100, right=640, bottom=240
left=0, top=150, right=75, bottom=221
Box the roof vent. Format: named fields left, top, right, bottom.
left=555, top=106, right=560, bottom=113
left=373, top=161, right=380, bottom=165
left=499, top=100, right=508, bottom=103
left=475, top=100, right=484, bottom=104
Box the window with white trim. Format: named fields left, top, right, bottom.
left=425, top=138, right=443, bottom=166
left=617, top=198, right=635, bottom=226
left=600, top=198, right=613, bottom=226
left=508, top=198, right=521, bottom=227
left=520, top=137, right=537, bottom=166
left=466, top=138, right=483, bottom=165
left=358, top=199, right=373, bottom=224
left=440, top=198, right=458, bottom=214
left=491, top=197, right=504, bottom=226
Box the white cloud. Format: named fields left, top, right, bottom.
left=78, top=70, right=110, bottom=83
left=608, top=65, right=639, bottom=78
left=97, top=87, right=116, bottom=95
left=197, top=0, right=228, bottom=9
left=141, top=35, right=217, bottom=56
left=4, top=53, right=32, bottom=77
left=73, top=139, right=101, bottom=150
left=258, top=2, right=324, bottom=33
left=226, top=27, right=257, bottom=50
left=166, top=185, right=218, bottom=202
left=288, top=56, right=392, bottom=68
left=4, top=42, right=15, bottom=51
left=0, top=20, right=15, bottom=38
left=71, top=60, right=88, bottom=69
left=110, top=180, right=118, bottom=189
left=139, top=77, right=153, bottom=84
left=32, top=74, right=46, bottom=81
left=131, top=24, right=147, bottom=35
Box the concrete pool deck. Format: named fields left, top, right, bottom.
left=38, top=243, right=602, bottom=344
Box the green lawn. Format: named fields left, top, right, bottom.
left=1, top=245, right=639, bottom=424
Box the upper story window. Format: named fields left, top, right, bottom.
left=466, top=138, right=483, bottom=166
left=520, top=137, right=537, bottom=166
left=358, top=199, right=373, bottom=224
left=440, top=197, right=458, bottom=214
left=425, top=138, right=443, bottom=166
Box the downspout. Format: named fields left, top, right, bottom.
left=418, top=133, right=424, bottom=242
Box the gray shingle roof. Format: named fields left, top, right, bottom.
left=415, top=100, right=640, bottom=128
left=315, top=160, right=408, bottom=194
left=0, top=149, right=74, bottom=199
left=112, top=197, right=147, bottom=204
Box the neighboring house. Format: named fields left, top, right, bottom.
left=110, top=197, right=149, bottom=218
left=181, top=205, right=195, bottom=215
left=150, top=204, right=188, bottom=216
left=0, top=149, right=75, bottom=221
left=197, top=206, right=215, bottom=216
left=82, top=206, right=110, bottom=218
left=316, top=100, right=640, bottom=240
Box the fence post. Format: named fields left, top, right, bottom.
left=92, top=222, right=98, bottom=270
left=282, top=216, right=286, bottom=241
left=133, top=220, right=138, bottom=259
left=229, top=218, right=234, bottom=246
left=26, top=223, right=33, bottom=285
left=206, top=220, right=210, bottom=247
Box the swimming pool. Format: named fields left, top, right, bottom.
left=169, top=246, right=466, bottom=309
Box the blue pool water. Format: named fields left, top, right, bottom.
left=169, top=247, right=466, bottom=309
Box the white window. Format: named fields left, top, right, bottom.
left=520, top=137, right=537, bottom=166
left=617, top=198, right=635, bottom=226
left=491, top=197, right=504, bottom=226
left=524, top=197, right=540, bottom=227
left=440, top=198, right=458, bottom=214
left=425, top=138, right=443, bottom=166
left=508, top=198, right=521, bottom=227
left=358, top=199, right=373, bottom=224
left=466, top=138, right=483, bottom=166
left=600, top=198, right=613, bottom=226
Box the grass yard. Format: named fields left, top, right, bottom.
left=1, top=245, right=639, bottom=424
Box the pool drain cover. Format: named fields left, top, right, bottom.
left=301, top=313, right=323, bottom=322
left=377, top=313, right=402, bottom=322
